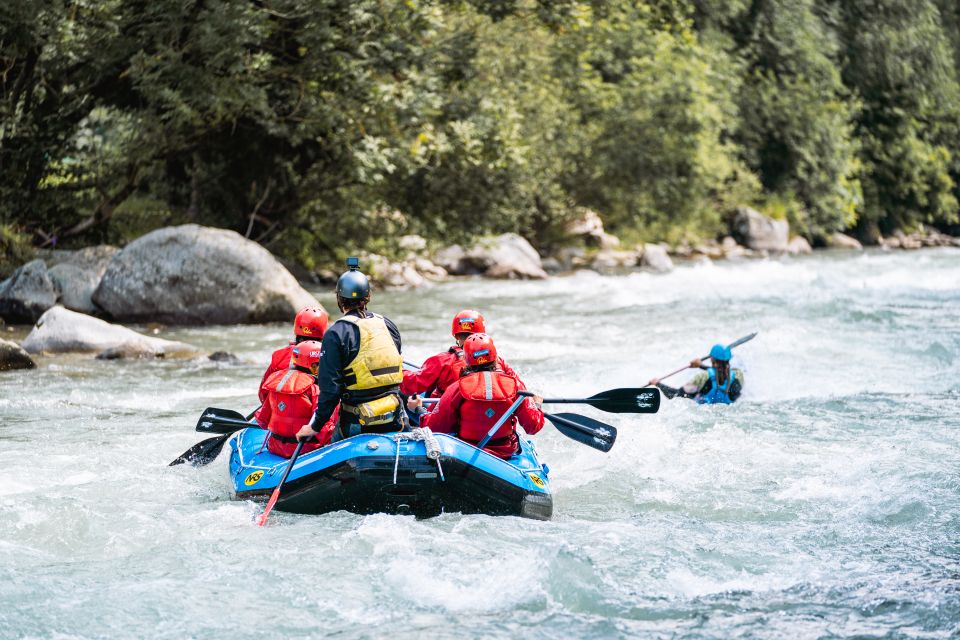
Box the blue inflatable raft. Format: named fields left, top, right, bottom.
left=228, top=427, right=553, bottom=520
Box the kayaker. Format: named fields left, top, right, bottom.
left=257, top=340, right=337, bottom=457
left=400, top=309, right=517, bottom=397
left=296, top=257, right=406, bottom=443
left=648, top=344, right=744, bottom=404
left=257, top=306, right=329, bottom=405
left=408, top=333, right=544, bottom=459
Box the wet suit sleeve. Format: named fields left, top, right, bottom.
left=729, top=369, right=744, bottom=402
left=498, top=357, right=517, bottom=378
left=311, top=321, right=356, bottom=429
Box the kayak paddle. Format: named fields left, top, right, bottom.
left=257, top=439, right=305, bottom=526
left=650, top=332, right=758, bottom=384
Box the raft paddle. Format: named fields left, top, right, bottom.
left=543, top=412, right=616, bottom=452
left=169, top=406, right=261, bottom=466
left=256, top=439, right=306, bottom=526
left=421, top=387, right=660, bottom=415
left=650, top=332, right=758, bottom=384
left=471, top=391, right=620, bottom=453
left=539, top=388, right=660, bottom=414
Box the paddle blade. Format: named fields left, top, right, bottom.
left=726, top=331, right=758, bottom=350
left=256, top=490, right=281, bottom=526
left=196, top=414, right=252, bottom=434
left=584, top=387, right=661, bottom=414
left=545, top=412, right=617, bottom=452
left=169, top=434, right=231, bottom=466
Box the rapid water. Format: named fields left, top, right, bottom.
left=1, top=249, right=958, bottom=639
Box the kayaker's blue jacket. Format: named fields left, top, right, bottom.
left=311, top=309, right=402, bottom=429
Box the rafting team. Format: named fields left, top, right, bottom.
left=256, top=259, right=744, bottom=460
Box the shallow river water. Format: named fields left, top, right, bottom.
left=2, top=249, right=959, bottom=639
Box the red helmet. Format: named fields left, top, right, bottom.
left=463, top=333, right=497, bottom=367
left=291, top=340, right=323, bottom=370
left=451, top=309, right=486, bottom=337
left=294, top=307, right=329, bottom=339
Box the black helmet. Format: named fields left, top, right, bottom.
left=336, top=256, right=370, bottom=300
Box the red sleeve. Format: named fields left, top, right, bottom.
left=420, top=382, right=462, bottom=434
left=400, top=353, right=444, bottom=395
left=258, top=347, right=289, bottom=403
left=498, top=357, right=517, bottom=378
left=514, top=377, right=544, bottom=435
left=256, top=389, right=273, bottom=428
left=257, top=366, right=273, bottom=404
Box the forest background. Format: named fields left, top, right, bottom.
left=3, top=0, right=960, bottom=274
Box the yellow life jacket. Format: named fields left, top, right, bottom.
left=337, top=313, right=403, bottom=393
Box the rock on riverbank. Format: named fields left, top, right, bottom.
left=21, top=306, right=198, bottom=358
left=0, top=338, right=35, bottom=371
left=92, top=225, right=321, bottom=324
left=0, top=259, right=58, bottom=323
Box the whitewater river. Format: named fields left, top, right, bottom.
left=1, top=249, right=958, bottom=639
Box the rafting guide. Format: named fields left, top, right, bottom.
left=296, top=257, right=406, bottom=444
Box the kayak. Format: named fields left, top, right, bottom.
left=228, top=427, right=553, bottom=520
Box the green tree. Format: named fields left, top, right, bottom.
left=836, top=0, right=960, bottom=239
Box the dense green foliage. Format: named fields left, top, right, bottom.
left=2, top=0, right=959, bottom=268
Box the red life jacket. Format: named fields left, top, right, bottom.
left=456, top=370, right=520, bottom=443
left=262, top=368, right=317, bottom=440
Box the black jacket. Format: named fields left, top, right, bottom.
left=312, top=310, right=402, bottom=428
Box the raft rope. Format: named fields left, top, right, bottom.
left=392, top=427, right=444, bottom=484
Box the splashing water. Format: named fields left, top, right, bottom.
left=1, top=249, right=958, bottom=638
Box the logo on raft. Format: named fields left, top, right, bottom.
left=244, top=470, right=264, bottom=486
left=529, top=474, right=545, bottom=489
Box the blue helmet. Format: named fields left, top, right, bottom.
left=709, top=344, right=731, bottom=362
left=336, top=257, right=370, bottom=301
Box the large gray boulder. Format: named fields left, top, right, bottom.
left=732, top=206, right=789, bottom=252
left=787, top=236, right=813, bottom=255
left=92, top=225, right=320, bottom=324
left=46, top=245, right=118, bottom=315
left=433, top=244, right=468, bottom=274
left=0, top=338, right=35, bottom=371
left=462, top=233, right=548, bottom=280
left=827, top=232, right=863, bottom=250
left=565, top=209, right=620, bottom=250
left=0, top=259, right=58, bottom=323
left=21, top=306, right=197, bottom=358
left=640, top=244, right=674, bottom=273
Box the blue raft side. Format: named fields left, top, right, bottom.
left=228, top=428, right=551, bottom=496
